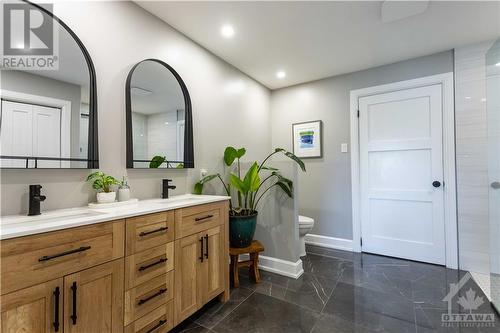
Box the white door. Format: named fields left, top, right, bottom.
left=0, top=100, right=61, bottom=168
left=0, top=100, right=33, bottom=167
left=32, top=105, right=61, bottom=168
left=359, top=84, right=445, bottom=265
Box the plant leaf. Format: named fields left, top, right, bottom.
left=243, top=162, right=260, bottom=192
left=149, top=156, right=166, bottom=168
left=276, top=180, right=293, bottom=198
left=261, top=166, right=278, bottom=171
left=274, top=148, right=306, bottom=172
left=199, top=174, right=219, bottom=184
left=236, top=148, right=246, bottom=159
left=230, top=173, right=248, bottom=195
left=223, top=146, right=238, bottom=166
left=86, top=171, right=102, bottom=181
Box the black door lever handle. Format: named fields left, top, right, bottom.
left=432, top=181, right=442, bottom=188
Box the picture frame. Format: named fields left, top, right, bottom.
left=292, top=120, right=323, bottom=158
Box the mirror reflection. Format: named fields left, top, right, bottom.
left=0, top=1, right=97, bottom=168
left=126, top=59, right=193, bottom=168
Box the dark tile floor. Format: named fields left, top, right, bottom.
left=171, top=245, right=500, bottom=333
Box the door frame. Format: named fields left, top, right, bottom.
left=349, top=72, right=458, bottom=268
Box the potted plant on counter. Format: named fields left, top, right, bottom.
left=194, top=147, right=305, bottom=248
left=86, top=171, right=120, bottom=203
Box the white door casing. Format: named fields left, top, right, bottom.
left=359, top=85, right=445, bottom=264
left=350, top=73, right=457, bottom=268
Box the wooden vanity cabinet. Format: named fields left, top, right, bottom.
left=174, top=202, right=229, bottom=324
left=0, top=199, right=230, bottom=333
left=1, top=278, right=63, bottom=333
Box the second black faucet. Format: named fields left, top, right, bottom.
left=162, top=179, right=176, bottom=199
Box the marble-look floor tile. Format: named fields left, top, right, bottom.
left=213, top=293, right=320, bottom=333
left=170, top=321, right=214, bottom=333
left=324, top=281, right=416, bottom=324
left=301, top=253, right=346, bottom=280
left=192, top=287, right=254, bottom=329
left=283, top=273, right=338, bottom=312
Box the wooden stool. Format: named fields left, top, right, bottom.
left=230, top=240, right=265, bottom=288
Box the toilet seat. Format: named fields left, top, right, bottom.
left=299, top=215, right=314, bottom=227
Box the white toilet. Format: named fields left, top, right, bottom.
left=298, top=215, right=315, bottom=257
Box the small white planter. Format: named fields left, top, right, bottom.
left=97, top=191, right=116, bottom=204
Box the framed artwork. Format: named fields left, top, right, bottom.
left=292, top=120, right=322, bottom=158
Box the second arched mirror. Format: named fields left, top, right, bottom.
left=126, top=59, right=194, bottom=168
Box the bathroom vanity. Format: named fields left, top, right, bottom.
left=0, top=195, right=230, bottom=333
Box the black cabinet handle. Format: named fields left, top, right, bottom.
left=70, top=282, right=77, bottom=325
left=39, top=246, right=91, bottom=262
left=139, top=227, right=168, bottom=237
left=146, top=319, right=167, bottom=333
left=137, top=288, right=167, bottom=305
left=204, top=234, right=209, bottom=259
left=195, top=214, right=213, bottom=222
left=53, top=286, right=60, bottom=332
left=199, top=237, right=204, bottom=262
left=138, top=258, right=167, bottom=272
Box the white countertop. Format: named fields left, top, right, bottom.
left=0, top=194, right=230, bottom=240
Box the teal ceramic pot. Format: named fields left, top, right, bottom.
left=229, top=212, right=258, bottom=248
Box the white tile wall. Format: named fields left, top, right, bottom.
left=455, top=40, right=495, bottom=275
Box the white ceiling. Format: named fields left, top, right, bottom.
left=136, top=1, right=500, bottom=89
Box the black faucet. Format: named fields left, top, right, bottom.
left=28, top=184, right=46, bottom=216
left=162, top=179, right=176, bottom=199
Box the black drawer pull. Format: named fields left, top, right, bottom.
left=204, top=234, right=209, bottom=259
left=139, top=227, right=168, bottom=237
left=138, top=258, right=167, bottom=272
left=199, top=237, right=204, bottom=262
left=53, top=286, right=60, bottom=332
left=195, top=214, right=213, bottom=222
left=39, top=246, right=91, bottom=262
left=70, top=282, right=77, bottom=325
left=137, top=288, right=167, bottom=305
left=146, top=319, right=167, bottom=333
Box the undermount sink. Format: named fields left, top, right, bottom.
left=0, top=209, right=107, bottom=225
left=154, top=194, right=205, bottom=204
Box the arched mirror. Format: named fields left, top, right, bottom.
left=0, top=0, right=98, bottom=168
left=126, top=59, right=194, bottom=168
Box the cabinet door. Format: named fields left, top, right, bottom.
left=200, top=226, right=224, bottom=303
left=174, top=233, right=202, bottom=324
left=0, top=278, right=63, bottom=333
left=64, top=259, right=124, bottom=333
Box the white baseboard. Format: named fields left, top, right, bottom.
left=239, top=254, right=304, bottom=279
left=305, top=234, right=353, bottom=252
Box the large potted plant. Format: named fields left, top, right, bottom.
left=194, top=147, right=305, bottom=248
left=86, top=171, right=120, bottom=203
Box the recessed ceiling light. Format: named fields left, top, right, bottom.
left=276, top=71, right=286, bottom=79
left=221, top=24, right=235, bottom=38
left=495, top=62, right=500, bottom=67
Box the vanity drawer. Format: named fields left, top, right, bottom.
left=125, top=242, right=174, bottom=289
left=124, top=271, right=174, bottom=325
left=1, top=220, right=124, bottom=295
left=125, top=301, right=173, bottom=333
left=175, top=202, right=225, bottom=239
left=126, top=211, right=175, bottom=255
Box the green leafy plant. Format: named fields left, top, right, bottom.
left=194, top=147, right=305, bottom=216
left=149, top=155, right=166, bottom=168
left=86, top=171, right=120, bottom=193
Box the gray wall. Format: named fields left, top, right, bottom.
left=0, top=1, right=270, bottom=215
left=270, top=51, right=454, bottom=240
left=1, top=70, right=82, bottom=159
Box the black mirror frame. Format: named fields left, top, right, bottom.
left=5, top=0, right=100, bottom=169
left=125, top=59, right=194, bottom=169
